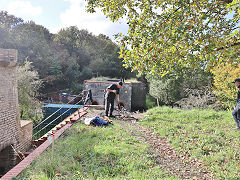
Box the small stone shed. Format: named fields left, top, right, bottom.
left=84, top=80, right=146, bottom=111
left=0, top=48, right=33, bottom=176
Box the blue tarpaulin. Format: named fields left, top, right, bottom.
left=43, top=104, right=84, bottom=127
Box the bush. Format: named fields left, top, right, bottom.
left=146, top=68, right=212, bottom=106
left=18, top=61, right=43, bottom=124
left=174, top=86, right=219, bottom=110
left=146, top=94, right=157, bottom=109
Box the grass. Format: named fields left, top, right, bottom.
left=88, top=76, right=140, bottom=83
left=18, top=106, right=240, bottom=179
left=140, top=106, right=240, bottom=179
left=18, top=122, right=176, bottom=180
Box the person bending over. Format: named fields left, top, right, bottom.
left=105, top=81, right=123, bottom=117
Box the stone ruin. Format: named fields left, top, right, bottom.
left=0, top=48, right=33, bottom=176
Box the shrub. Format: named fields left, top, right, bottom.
left=146, top=68, right=212, bottom=106
left=146, top=94, right=157, bottom=109
left=18, top=61, right=43, bottom=124
left=175, top=86, right=219, bottom=110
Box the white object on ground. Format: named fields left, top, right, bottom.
left=84, top=117, right=93, bottom=125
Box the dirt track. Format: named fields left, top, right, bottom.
left=84, top=108, right=214, bottom=180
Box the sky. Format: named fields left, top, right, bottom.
left=0, top=0, right=129, bottom=40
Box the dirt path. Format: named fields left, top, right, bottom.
left=84, top=108, right=214, bottom=179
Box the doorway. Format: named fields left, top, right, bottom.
left=0, top=145, right=14, bottom=177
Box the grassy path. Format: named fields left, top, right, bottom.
left=19, top=106, right=240, bottom=179
left=139, top=107, right=240, bottom=179
left=116, top=119, right=213, bottom=179
left=18, top=110, right=177, bottom=179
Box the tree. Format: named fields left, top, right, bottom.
left=212, top=63, right=240, bottom=109
left=54, top=26, right=135, bottom=82
left=10, top=21, right=54, bottom=77
left=0, top=11, right=23, bottom=48
left=147, top=68, right=212, bottom=105
left=0, top=11, right=136, bottom=96
left=86, top=0, right=240, bottom=75
left=18, top=61, right=43, bottom=124
left=89, top=40, right=133, bottom=78
left=0, top=11, right=23, bottom=29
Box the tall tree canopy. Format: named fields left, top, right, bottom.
left=0, top=10, right=23, bottom=29
left=86, top=0, right=240, bottom=75
left=0, top=11, right=135, bottom=95
left=10, top=21, right=54, bottom=77
left=0, top=11, right=24, bottom=48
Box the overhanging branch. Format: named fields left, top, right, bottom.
left=216, top=41, right=240, bottom=51
left=221, top=0, right=233, bottom=3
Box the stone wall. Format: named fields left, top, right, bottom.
left=0, top=49, right=21, bottom=175
left=84, top=81, right=146, bottom=111
left=84, top=81, right=132, bottom=111
left=18, top=120, right=33, bottom=152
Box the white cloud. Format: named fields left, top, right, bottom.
left=7, top=1, right=42, bottom=18
left=60, top=0, right=128, bottom=39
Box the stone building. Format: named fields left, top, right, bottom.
left=0, top=49, right=33, bottom=176
left=84, top=80, right=146, bottom=111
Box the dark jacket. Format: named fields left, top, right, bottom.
left=105, top=84, right=119, bottom=100
left=237, top=87, right=240, bottom=104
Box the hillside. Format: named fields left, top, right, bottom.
left=19, top=107, right=240, bottom=179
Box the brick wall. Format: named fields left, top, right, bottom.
left=0, top=49, right=32, bottom=175
left=0, top=65, right=21, bottom=151
left=0, top=64, right=21, bottom=174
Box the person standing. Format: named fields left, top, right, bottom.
left=105, top=81, right=123, bottom=117
left=232, top=78, right=240, bottom=130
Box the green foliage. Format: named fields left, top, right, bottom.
left=141, top=106, right=240, bottom=179
left=17, top=61, right=43, bottom=123
left=79, top=67, right=93, bottom=82
left=123, top=78, right=141, bottom=83
left=19, top=123, right=177, bottom=179
left=0, top=11, right=23, bottom=29
left=212, top=63, right=240, bottom=110
left=147, top=74, right=181, bottom=105
left=147, top=68, right=212, bottom=105
left=0, top=11, right=23, bottom=48
left=146, top=94, right=157, bottom=109
left=10, top=21, right=54, bottom=77
left=71, top=83, right=84, bottom=95
left=86, top=0, right=240, bottom=75
left=0, top=11, right=136, bottom=96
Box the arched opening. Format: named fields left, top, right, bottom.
left=91, top=100, right=99, bottom=105
left=0, top=145, right=14, bottom=177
